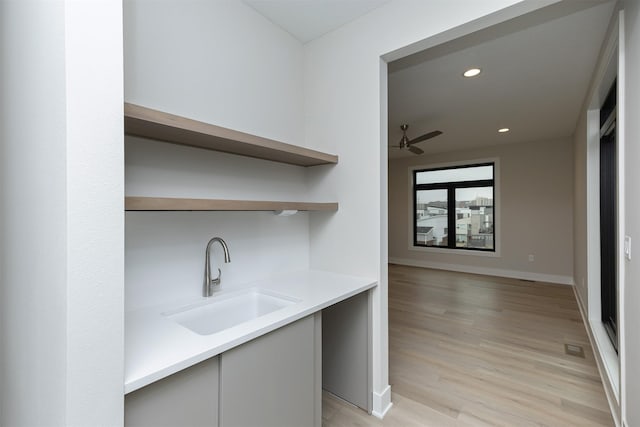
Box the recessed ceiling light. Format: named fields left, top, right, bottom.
left=498, top=128, right=510, bottom=133
left=463, top=68, right=481, bottom=77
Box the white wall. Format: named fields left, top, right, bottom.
left=125, top=137, right=311, bottom=202
left=123, top=2, right=311, bottom=308
left=571, top=4, right=640, bottom=425
left=573, top=109, right=589, bottom=302
left=388, top=138, right=574, bottom=284
left=124, top=0, right=304, bottom=145
left=572, top=8, right=619, bottom=318
left=65, top=2, right=125, bottom=424
left=125, top=139, right=311, bottom=310
left=623, top=1, right=640, bottom=425
left=572, top=5, right=623, bottom=423
left=302, top=0, right=560, bottom=416
left=0, top=2, right=68, bottom=424
left=126, top=210, right=310, bottom=310
left=0, top=0, right=124, bottom=425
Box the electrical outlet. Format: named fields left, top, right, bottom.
left=624, top=236, right=631, bottom=260
left=528, top=254, right=535, bottom=262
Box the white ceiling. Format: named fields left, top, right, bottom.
left=388, top=1, right=616, bottom=159
left=243, top=0, right=389, bottom=43
left=244, top=1, right=615, bottom=160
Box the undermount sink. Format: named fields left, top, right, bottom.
left=163, top=288, right=300, bottom=336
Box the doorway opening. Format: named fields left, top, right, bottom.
left=383, top=0, right=621, bottom=423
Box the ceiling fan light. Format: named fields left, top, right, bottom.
left=463, top=68, right=482, bottom=77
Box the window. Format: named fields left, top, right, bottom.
left=413, top=163, right=495, bottom=251
left=599, top=79, right=618, bottom=351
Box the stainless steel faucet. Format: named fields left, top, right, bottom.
left=203, top=237, right=231, bottom=297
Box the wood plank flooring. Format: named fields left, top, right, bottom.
left=323, top=265, right=614, bottom=426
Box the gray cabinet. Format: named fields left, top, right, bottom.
left=125, top=356, right=219, bottom=427
left=322, top=291, right=372, bottom=412
left=125, top=314, right=321, bottom=427
left=219, top=314, right=321, bottom=427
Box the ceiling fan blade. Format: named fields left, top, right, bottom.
left=410, top=130, right=443, bottom=145
left=408, top=145, right=424, bottom=155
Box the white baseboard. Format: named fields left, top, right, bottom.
left=389, top=257, right=574, bottom=285
left=573, top=287, right=621, bottom=427
left=371, top=385, right=392, bottom=419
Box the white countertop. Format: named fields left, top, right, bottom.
left=125, top=270, right=377, bottom=393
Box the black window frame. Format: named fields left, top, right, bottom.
left=413, top=162, right=495, bottom=252
left=599, top=79, right=618, bottom=351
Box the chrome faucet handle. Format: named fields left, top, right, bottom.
left=211, top=268, right=222, bottom=286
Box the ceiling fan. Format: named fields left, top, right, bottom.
left=390, top=124, right=443, bottom=155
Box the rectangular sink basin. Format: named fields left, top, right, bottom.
left=162, top=288, right=300, bottom=336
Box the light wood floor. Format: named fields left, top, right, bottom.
left=323, top=265, right=614, bottom=426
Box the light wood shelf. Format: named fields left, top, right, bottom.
left=125, top=197, right=338, bottom=212
left=124, top=103, right=338, bottom=167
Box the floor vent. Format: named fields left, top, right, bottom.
left=564, top=343, right=585, bottom=358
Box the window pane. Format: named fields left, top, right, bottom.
left=416, top=189, right=448, bottom=247
left=416, top=165, right=493, bottom=185
left=455, top=187, right=493, bottom=249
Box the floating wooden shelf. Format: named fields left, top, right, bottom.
left=125, top=197, right=339, bottom=212
left=124, top=103, right=338, bottom=167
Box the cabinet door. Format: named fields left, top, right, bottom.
left=125, top=356, right=219, bottom=427
left=220, top=315, right=318, bottom=427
